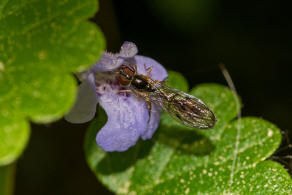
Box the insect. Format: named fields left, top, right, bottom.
left=117, top=64, right=216, bottom=129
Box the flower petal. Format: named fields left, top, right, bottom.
left=125, top=55, right=168, bottom=81
left=96, top=93, right=149, bottom=151
left=119, top=41, right=138, bottom=58
left=91, top=52, right=124, bottom=72
left=64, top=74, right=98, bottom=123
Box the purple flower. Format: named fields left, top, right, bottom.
left=65, top=42, right=168, bottom=152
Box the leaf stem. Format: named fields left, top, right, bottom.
left=0, top=163, right=16, bottom=195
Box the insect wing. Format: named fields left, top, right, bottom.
left=152, top=85, right=216, bottom=129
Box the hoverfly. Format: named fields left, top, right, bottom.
left=117, top=64, right=216, bottom=129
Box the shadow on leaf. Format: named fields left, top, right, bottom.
left=157, top=126, right=215, bottom=156
left=96, top=139, right=154, bottom=175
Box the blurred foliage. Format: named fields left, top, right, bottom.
left=146, top=0, right=217, bottom=32
left=0, top=0, right=105, bottom=166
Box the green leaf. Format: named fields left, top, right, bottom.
left=0, top=0, right=105, bottom=165
left=0, top=114, right=29, bottom=165
left=85, top=72, right=292, bottom=194
left=166, top=71, right=189, bottom=92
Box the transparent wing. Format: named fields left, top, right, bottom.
left=150, top=84, right=216, bottom=129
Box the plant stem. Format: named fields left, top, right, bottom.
left=0, top=163, right=16, bottom=195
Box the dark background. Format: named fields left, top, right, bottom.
left=15, top=0, right=292, bottom=194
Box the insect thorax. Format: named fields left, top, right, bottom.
left=131, top=75, right=156, bottom=92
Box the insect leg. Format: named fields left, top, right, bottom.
left=118, top=89, right=132, bottom=93
left=145, top=97, right=152, bottom=123
left=134, top=90, right=152, bottom=123
left=159, top=79, right=168, bottom=84
left=153, top=79, right=167, bottom=85
left=118, top=89, right=134, bottom=97
left=144, top=64, right=153, bottom=77
left=132, top=64, right=138, bottom=75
